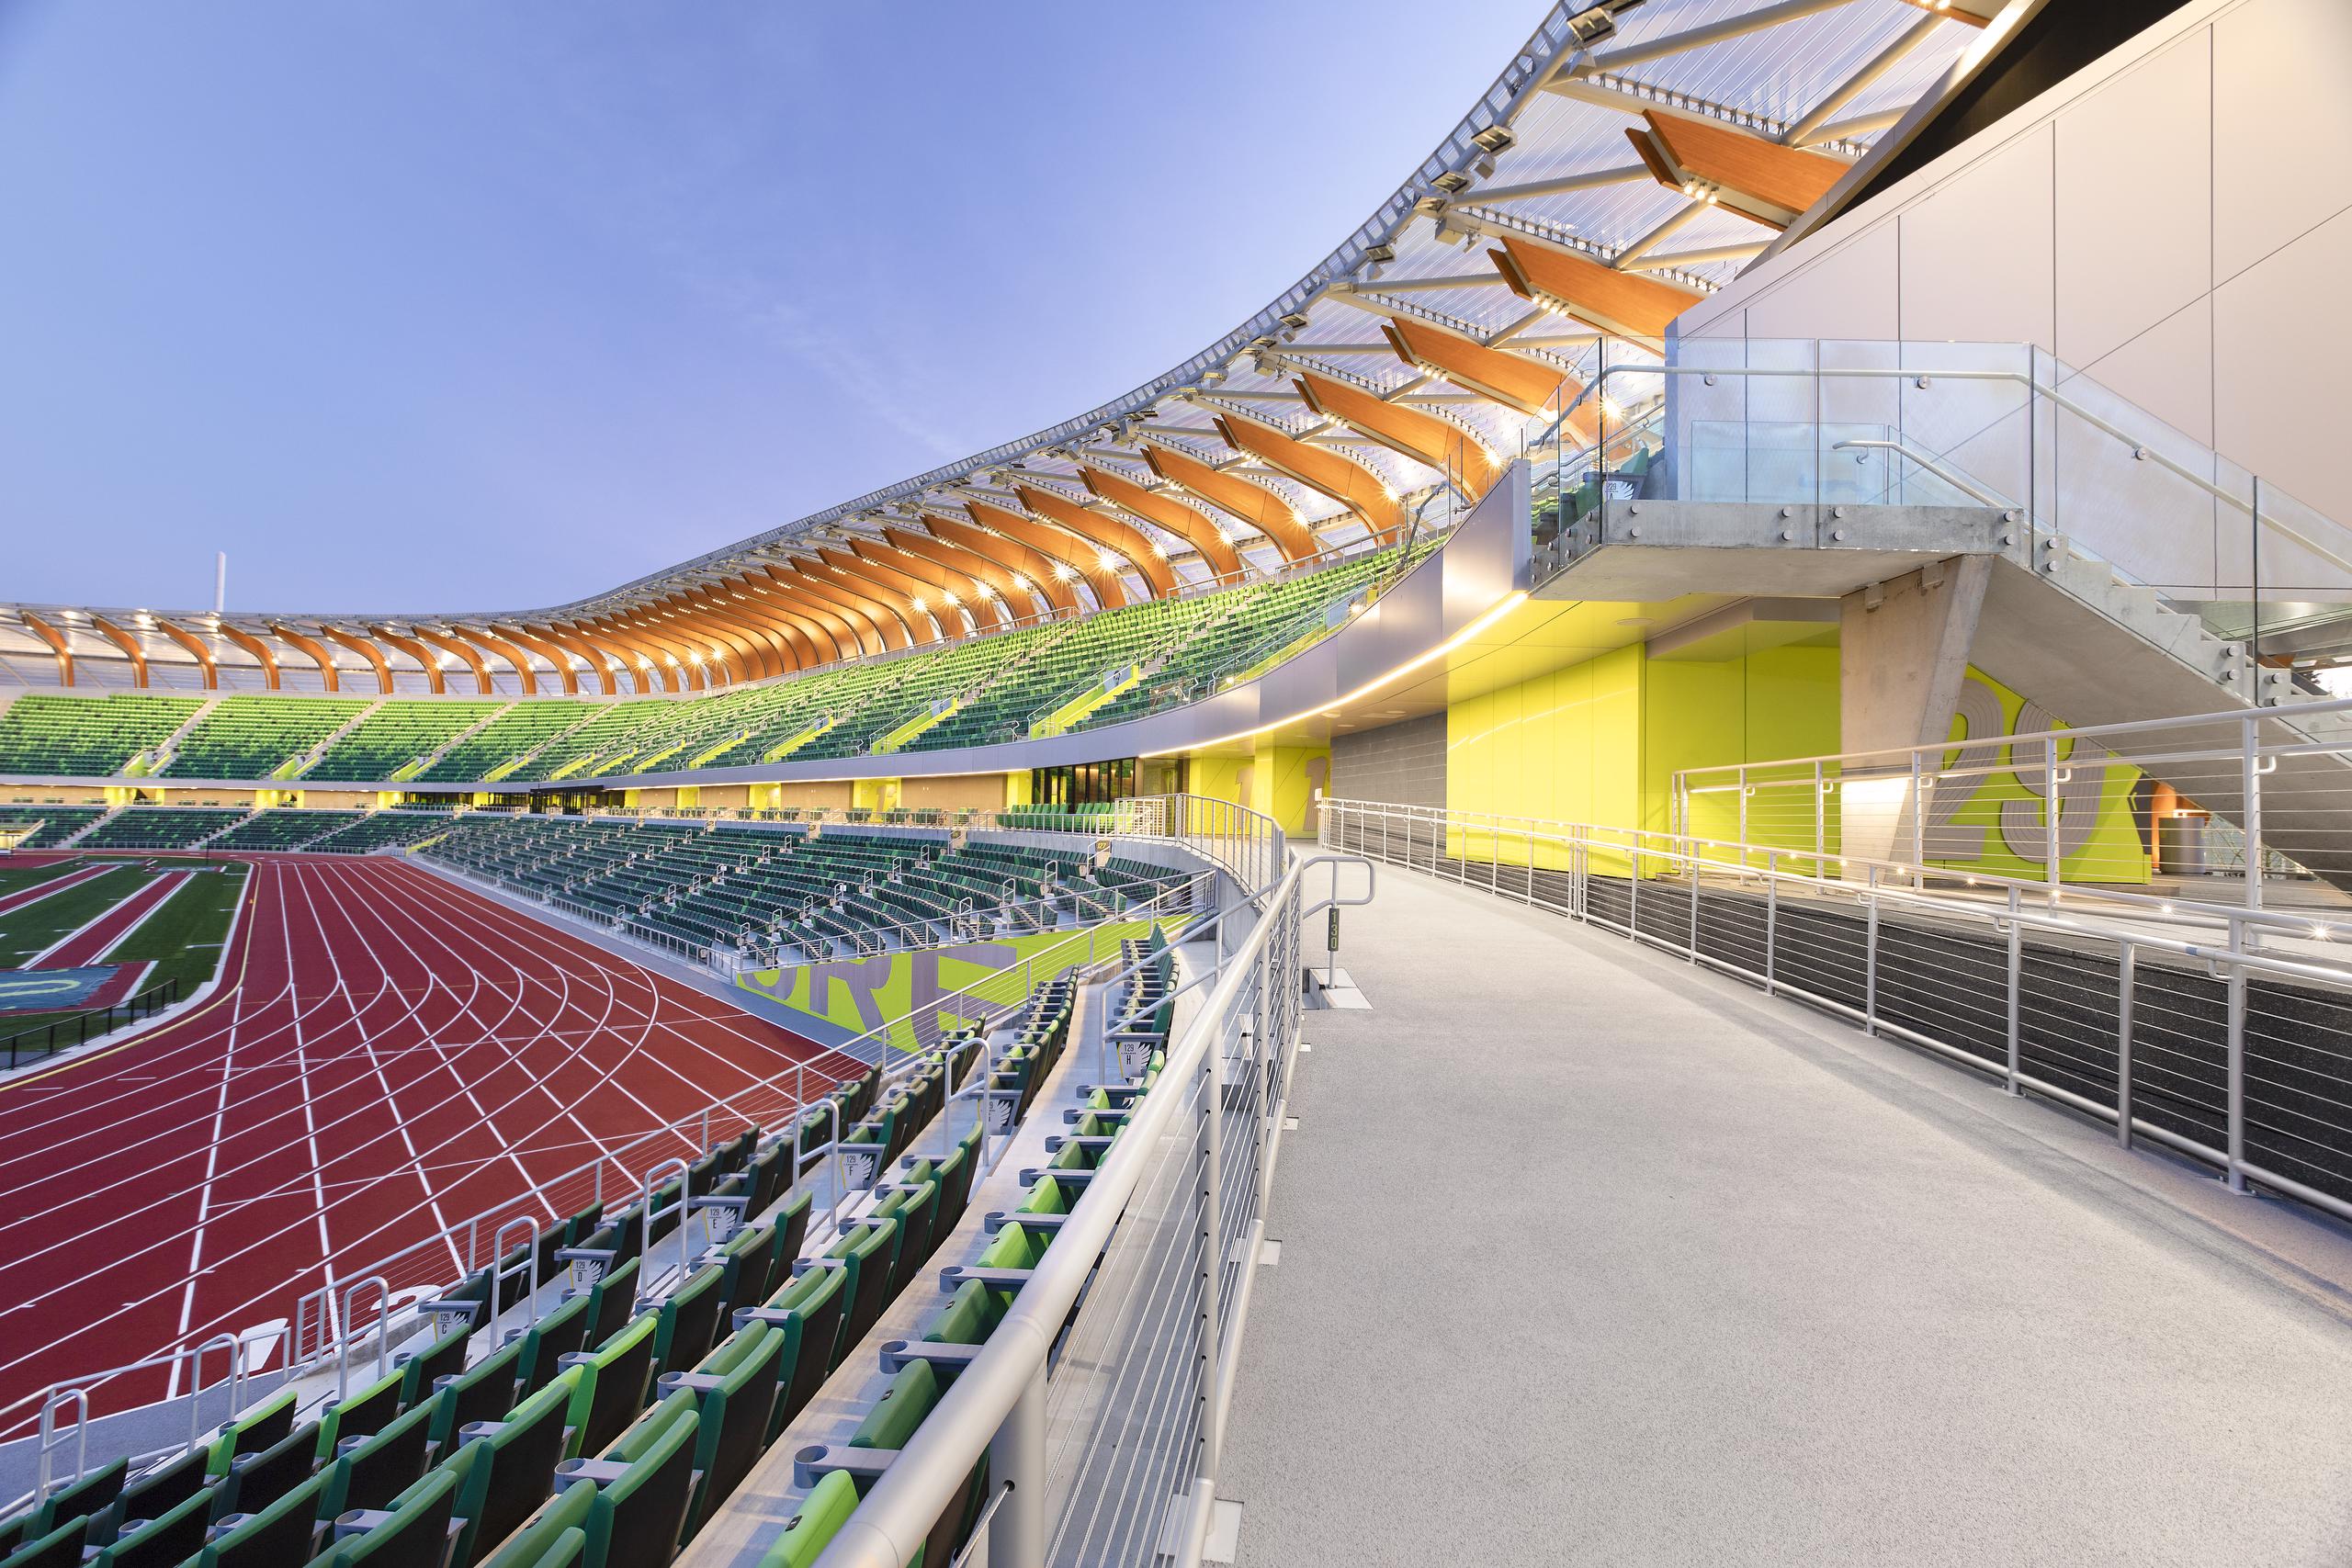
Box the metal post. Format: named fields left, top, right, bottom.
left=984, top=1361, right=1047, bottom=1567
left=1687, top=839, right=1700, bottom=961
left=2004, top=888, right=2023, bottom=1096
left=2043, top=735, right=2062, bottom=900
left=1813, top=761, right=1826, bottom=872
left=2242, top=714, right=2264, bottom=909
left=1909, top=751, right=1926, bottom=873
left=1197, top=999, right=1224, bottom=1477
left=1764, top=851, right=1779, bottom=996
left=2225, top=956, right=2248, bottom=1194
left=2115, top=940, right=2135, bottom=1151
left=1863, top=866, right=1880, bottom=1036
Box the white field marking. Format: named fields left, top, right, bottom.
left=0, top=864, right=108, bottom=919
left=21, top=872, right=187, bottom=969
left=168, top=867, right=259, bottom=1401
left=391, top=855, right=863, bottom=1088
left=283, top=876, right=339, bottom=1286
left=292, top=867, right=503, bottom=1277
left=0, top=853, right=847, bottom=1385
left=0, top=858, right=590, bottom=1377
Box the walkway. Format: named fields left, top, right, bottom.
left=1219, top=869, right=2352, bottom=1565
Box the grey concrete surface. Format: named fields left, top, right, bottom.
left=1219, top=870, right=2352, bottom=1567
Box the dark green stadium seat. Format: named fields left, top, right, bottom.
left=0, top=1514, right=89, bottom=1568
left=2, top=1458, right=122, bottom=1551
left=444, top=1368, right=580, bottom=1568
left=657, top=1322, right=786, bottom=1535
left=309, top=1463, right=458, bottom=1568
left=327, top=1390, right=444, bottom=1515
left=466, top=1478, right=589, bottom=1568
left=558, top=1314, right=658, bottom=1463
left=196, top=1462, right=333, bottom=1568
left=557, top=1391, right=700, bottom=1566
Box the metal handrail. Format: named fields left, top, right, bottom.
left=808, top=844, right=1363, bottom=1568
left=1580, top=353, right=2352, bottom=579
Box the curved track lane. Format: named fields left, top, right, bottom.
left=0, top=854, right=858, bottom=1425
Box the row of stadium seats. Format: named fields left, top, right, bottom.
left=209, top=810, right=367, bottom=852
left=0, top=964, right=1148, bottom=1568
left=754, top=962, right=1158, bottom=1564
left=414, top=704, right=597, bottom=783
left=0, top=804, right=108, bottom=847
left=0, top=695, right=204, bottom=776
left=80, top=808, right=253, bottom=851
left=0, top=543, right=1430, bottom=784
left=301, top=702, right=506, bottom=783
left=306, top=811, right=457, bottom=854
left=416, top=816, right=1182, bottom=962
left=164, top=698, right=370, bottom=780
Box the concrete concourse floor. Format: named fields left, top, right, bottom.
left=1218, top=868, right=2352, bottom=1567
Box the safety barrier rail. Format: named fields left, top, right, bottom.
left=807, top=846, right=1374, bottom=1568
left=1671, top=691, right=2352, bottom=918
left=1320, top=795, right=2352, bottom=1228
left=0, top=976, right=183, bottom=1069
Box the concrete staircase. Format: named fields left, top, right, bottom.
left=126, top=696, right=220, bottom=778
left=54, top=805, right=122, bottom=848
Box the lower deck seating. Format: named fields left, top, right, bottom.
left=307, top=812, right=456, bottom=854
left=209, top=810, right=366, bottom=852
left=0, top=805, right=107, bottom=848
left=79, top=807, right=252, bottom=850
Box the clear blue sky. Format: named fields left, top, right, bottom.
left=0, top=0, right=1545, bottom=615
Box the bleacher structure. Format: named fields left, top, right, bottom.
left=0, top=542, right=1422, bottom=788
left=417, top=816, right=1190, bottom=966
left=306, top=811, right=455, bottom=855
left=209, top=810, right=368, bottom=852
left=0, top=696, right=203, bottom=778
left=0, top=901, right=1188, bottom=1568
left=0, top=806, right=107, bottom=849
left=78, top=807, right=253, bottom=851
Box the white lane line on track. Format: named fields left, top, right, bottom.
left=0, top=856, right=849, bottom=1388
left=167, top=866, right=254, bottom=1400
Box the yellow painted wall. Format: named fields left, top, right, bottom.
left=1003, top=770, right=1034, bottom=808
left=1187, top=754, right=1247, bottom=809
left=1249, top=744, right=1329, bottom=835
left=852, top=777, right=901, bottom=812
left=1445, top=642, right=2146, bottom=885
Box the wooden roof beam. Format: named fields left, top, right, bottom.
left=216, top=625, right=281, bottom=691
left=964, top=501, right=1129, bottom=610
left=453, top=626, right=544, bottom=695
left=1487, top=233, right=1703, bottom=347
left=368, top=626, right=446, bottom=694
left=320, top=627, right=395, bottom=694
left=89, top=617, right=149, bottom=687
left=922, top=513, right=1085, bottom=615
left=1077, top=465, right=1246, bottom=583
left=1626, top=107, right=1848, bottom=231
left=154, top=619, right=218, bottom=690
left=1138, top=444, right=1320, bottom=564
left=848, top=541, right=1009, bottom=633
left=412, top=627, right=495, bottom=694
left=881, top=527, right=1047, bottom=622
left=1013, top=485, right=1181, bottom=599
left=492, top=624, right=586, bottom=694
left=1211, top=413, right=1409, bottom=542
left=20, top=613, right=74, bottom=686
left=1294, top=373, right=1501, bottom=497
left=269, top=624, right=342, bottom=694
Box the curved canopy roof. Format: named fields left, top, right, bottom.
left=4, top=0, right=2007, bottom=697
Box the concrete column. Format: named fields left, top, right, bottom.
left=1838, top=557, right=1991, bottom=872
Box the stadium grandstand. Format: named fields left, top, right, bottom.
left=6, top=2, right=2352, bottom=1565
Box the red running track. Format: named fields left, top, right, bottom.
left=0, top=855, right=862, bottom=1428
left=30, top=871, right=189, bottom=969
